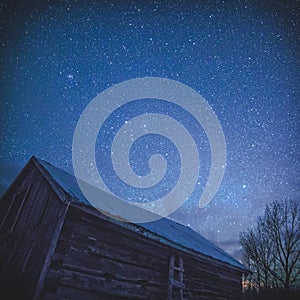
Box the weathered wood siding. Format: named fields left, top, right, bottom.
left=0, top=161, right=66, bottom=300
left=41, top=205, right=170, bottom=299
left=41, top=204, right=242, bottom=300
left=0, top=159, right=243, bottom=299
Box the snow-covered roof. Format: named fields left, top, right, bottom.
left=33, top=156, right=247, bottom=271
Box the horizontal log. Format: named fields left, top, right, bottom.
left=64, top=216, right=242, bottom=281
left=45, top=267, right=164, bottom=299
left=62, top=246, right=167, bottom=283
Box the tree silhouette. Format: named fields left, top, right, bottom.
left=240, top=198, right=300, bottom=292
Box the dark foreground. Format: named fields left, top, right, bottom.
left=242, top=289, right=300, bottom=300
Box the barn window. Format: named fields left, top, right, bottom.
left=0, top=187, right=31, bottom=238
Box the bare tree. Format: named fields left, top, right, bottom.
left=240, top=221, right=276, bottom=290
left=240, top=198, right=300, bottom=291
left=264, top=199, right=300, bottom=289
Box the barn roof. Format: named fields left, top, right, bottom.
left=30, top=156, right=247, bottom=271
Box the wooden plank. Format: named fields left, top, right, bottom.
left=45, top=267, right=164, bottom=299
left=173, top=266, right=184, bottom=272
left=72, top=214, right=171, bottom=259
left=62, top=246, right=166, bottom=283
left=179, top=257, right=184, bottom=300
left=60, top=213, right=171, bottom=271
left=167, top=255, right=174, bottom=299
left=170, top=278, right=185, bottom=289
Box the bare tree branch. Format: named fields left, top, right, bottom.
left=240, top=198, right=300, bottom=291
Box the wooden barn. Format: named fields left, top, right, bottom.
left=0, top=157, right=248, bottom=299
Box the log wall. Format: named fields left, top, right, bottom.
left=41, top=204, right=243, bottom=300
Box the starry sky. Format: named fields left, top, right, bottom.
left=0, top=0, right=299, bottom=259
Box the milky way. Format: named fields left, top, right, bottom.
left=1, top=0, right=299, bottom=258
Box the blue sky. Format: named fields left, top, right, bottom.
left=1, top=0, right=299, bottom=258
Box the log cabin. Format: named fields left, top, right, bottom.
left=0, top=156, right=248, bottom=299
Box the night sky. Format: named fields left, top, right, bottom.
left=1, top=0, right=299, bottom=259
